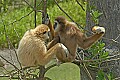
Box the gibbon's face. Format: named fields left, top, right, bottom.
left=54, top=16, right=66, bottom=32
left=34, top=24, right=50, bottom=40
left=43, top=31, right=50, bottom=40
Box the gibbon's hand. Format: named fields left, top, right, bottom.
left=44, top=14, right=50, bottom=25
left=92, top=26, right=105, bottom=34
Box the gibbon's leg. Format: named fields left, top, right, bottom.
left=55, top=44, right=70, bottom=62
left=55, top=44, right=76, bottom=62
left=36, top=43, right=68, bottom=65
left=77, top=26, right=105, bottom=49
left=47, top=20, right=55, bottom=40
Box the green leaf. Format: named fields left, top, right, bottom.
left=45, top=63, right=80, bottom=80
left=107, top=72, right=114, bottom=80
left=100, top=51, right=109, bottom=58
left=96, top=70, right=106, bottom=80
left=92, top=10, right=103, bottom=18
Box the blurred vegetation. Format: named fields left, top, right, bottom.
left=0, top=0, right=86, bottom=48
left=0, top=0, right=115, bottom=80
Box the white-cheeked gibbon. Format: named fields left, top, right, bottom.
left=17, top=24, right=67, bottom=67
left=47, top=16, right=105, bottom=62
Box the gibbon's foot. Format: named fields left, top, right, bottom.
left=44, top=16, right=50, bottom=25
left=60, top=44, right=69, bottom=57
left=56, top=58, right=62, bottom=66
left=92, top=26, right=105, bottom=34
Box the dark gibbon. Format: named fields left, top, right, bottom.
left=47, top=16, right=105, bottom=62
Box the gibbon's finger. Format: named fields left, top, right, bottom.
left=44, top=14, right=50, bottom=25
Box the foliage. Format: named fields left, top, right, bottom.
left=96, top=70, right=114, bottom=80
left=45, top=63, right=80, bottom=80
left=78, top=41, right=114, bottom=80
left=0, top=63, right=80, bottom=80
left=0, top=7, right=35, bottom=48
left=0, top=0, right=86, bottom=48
left=87, top=2, right=103, bottom=24
left=87, top=41, right=109, bottom=60
left=0, top=0, right=115, bottom=80
left=47, top=0, right=86, bottom=26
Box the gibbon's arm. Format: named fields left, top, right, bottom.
left=77, top=26, right=105, bottom=50
left=47, top=20, right=55, bottom=40
left=47, top=35, right=60, bottom=50
left=35, top=43, right=65, bottom=65
left=44, top=14, right=55, bottom=40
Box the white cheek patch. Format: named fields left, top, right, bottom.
left=55, top=25, right=60, bottom=32
left=54, top=21, right=60, bottom=32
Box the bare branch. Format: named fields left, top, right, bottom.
left=0, top=55, right=20, bottom=72
left=76, top=0, right=85, bottom=11
left=8, top=10, right=34, bottom=26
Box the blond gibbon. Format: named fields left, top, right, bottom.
left=17, top=24, right=67, bottom=67
left=47, top=16, right=105, bottom=62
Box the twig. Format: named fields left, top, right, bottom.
left=0, top=75, right=9, bottom=77
left=103, top=36, right=120, bottom=44
left=74, top=53, right=120, bottom=63
left=114, top=77, right=120, bottom=80
left=54, top=0, right=84, bottom=28
left=1, top=18, right=27, bottom=79
left=1, top=18, right=23, bottom=69
left=34, top=0, right=37, bottom=27
left=0, top=55, right=20, bottom=72
left=76, top=52, right=93, bottom=80
left=76, top=0, right=85, bottom=11
left=101, top=58, right=120, bottom=63
left=8, top=10, right=34, bottom=26
left=23, top=0, right=34, bottom=9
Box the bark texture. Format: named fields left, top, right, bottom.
left=86, top=0, right=120, bottom=50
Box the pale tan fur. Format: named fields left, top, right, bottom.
left=18, top=24, right=65, bottom=67
left=47, top=16, right=105, bottom=62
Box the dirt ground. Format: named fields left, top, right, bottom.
left=0, top=49, right=20, bottom=73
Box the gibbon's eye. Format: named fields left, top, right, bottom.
left=43, top=31, right=47, bottom=34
